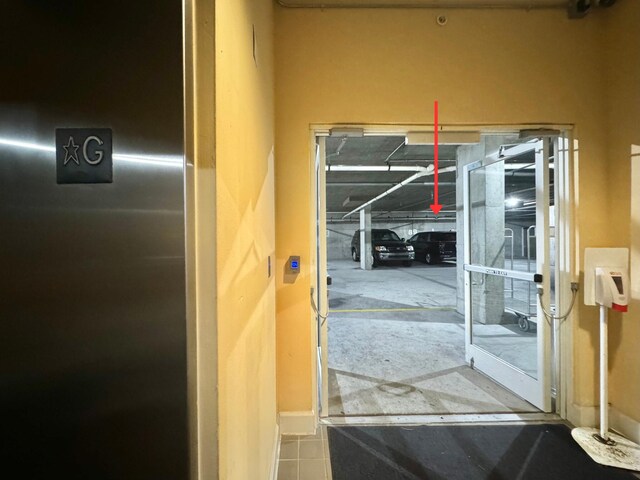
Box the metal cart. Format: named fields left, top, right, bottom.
left=504, top=226, right=538, bottom=332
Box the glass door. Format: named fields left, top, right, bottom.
left=463, top=138, right=553, bottom=412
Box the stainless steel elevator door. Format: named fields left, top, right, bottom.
left=0, top=2, right=188, bottom=478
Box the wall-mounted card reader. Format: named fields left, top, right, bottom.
left=287, top=256, right=300, bottom=274
left=595, top=267, right=629, bottom=312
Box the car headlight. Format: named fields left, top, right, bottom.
left=375, top=246, right=387, bottom=252
left=406, top=245, right=414, bottom=251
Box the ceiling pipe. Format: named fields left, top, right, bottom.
left=384, top=140, right=405, bottom=165
left=327, top=181, right=457, bottom=186
left=342, top=166, right=456, bottom=218
left=326, top=165, right=432, bottom=172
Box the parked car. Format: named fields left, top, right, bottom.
left=351, top=228, right=415, bottom=267
left=407, top=231, right=456, bottom=264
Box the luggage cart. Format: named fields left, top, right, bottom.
left=504, top=225, right=538, bottom=332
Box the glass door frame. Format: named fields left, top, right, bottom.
left=312, top=124, right=574, bottom=422
left=463, top=137, right=552, bottom=412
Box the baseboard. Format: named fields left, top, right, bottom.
left=269, top=422, right=281, bottom=480
left=278, top=411, right=317, bottom=435
left=610, top=407, right=640, bottom=445
left=567, top=403, right=598, bottom=428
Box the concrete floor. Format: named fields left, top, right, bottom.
left=327, top=259, right=539, bottom=416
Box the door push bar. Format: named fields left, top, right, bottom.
left=464, top=263, right=543, bottom=283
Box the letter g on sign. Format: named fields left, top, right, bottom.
left=83, top=135, right=104, bottom=165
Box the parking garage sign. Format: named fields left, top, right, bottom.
left=56, top=128, right=112, bottom=184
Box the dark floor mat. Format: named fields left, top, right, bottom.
left=328, top=424, right=638, bottom=480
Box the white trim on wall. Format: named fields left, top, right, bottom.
left=279, top=411, right=317, bottom=435
left=269, top=423, right=281, bottom=480
left=568, top=404, right=640, bottom=446
left=610, top=407, right=640, bottom=445
left=567, top=403, right=598, bottom=430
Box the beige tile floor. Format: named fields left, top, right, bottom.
left=277, top=426, right=332, bottom=480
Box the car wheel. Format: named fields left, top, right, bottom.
left=352, top=249, right=359, bottom=262
left=403, top=260, right=413, bottom=267
left=518, top=316, right=530, bottom=332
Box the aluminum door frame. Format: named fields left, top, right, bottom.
left=314, top=136, right=330, bottom=418
left=463, top=138, right=552, bottom=412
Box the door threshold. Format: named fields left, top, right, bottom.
left=320, top=412, right=564, bottom=427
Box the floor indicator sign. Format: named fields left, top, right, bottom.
left=56, top=128, right=113, bottom=184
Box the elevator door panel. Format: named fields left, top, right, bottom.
left=0, top=2, right=188, bottom=478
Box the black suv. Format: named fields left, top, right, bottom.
left=351, top=229, right=415, bottom=267
left=407, top=231, right=456, bottom=264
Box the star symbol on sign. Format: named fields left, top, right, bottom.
left=63, top=136, right=80, bottom=165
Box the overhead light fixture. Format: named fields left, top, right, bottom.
left=329, top=128, right=364, bottom=138
left=405, top=131, right=480, bottom=145
left=505, top=197, right=521, bottom=208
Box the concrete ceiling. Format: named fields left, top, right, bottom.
left=326, top=136, right=458, bottom=220
left=325, top=134, right=549, bottom=225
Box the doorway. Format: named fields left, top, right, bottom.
left=313, top=127, right=573, bottom=421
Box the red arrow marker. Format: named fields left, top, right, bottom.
left=430, top=100, right=443, bottom=215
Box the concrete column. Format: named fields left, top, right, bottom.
left=456, top=142, right=483, bottom=315
left=473, top=138, right=506, bottom=324
left=457, top=136, right=509, bottom=324
left=359, top=207, right=372, bottom=270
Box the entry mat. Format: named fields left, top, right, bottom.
left=327, top=424, right=638, bottom=480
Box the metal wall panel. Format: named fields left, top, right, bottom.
left=0, top=2, right=188, bottom=478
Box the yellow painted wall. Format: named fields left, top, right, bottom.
left=605, top=1, right=640, bottom=425
left=274, top=6, right=613, bottom=415
left=216, top=0, right=276, bottom=478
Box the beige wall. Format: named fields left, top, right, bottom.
left=274, top=6, right=614, bottom=416
left=216, top=0, right=276, bottom=478
left=605, top=2, right=640, bottom=425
